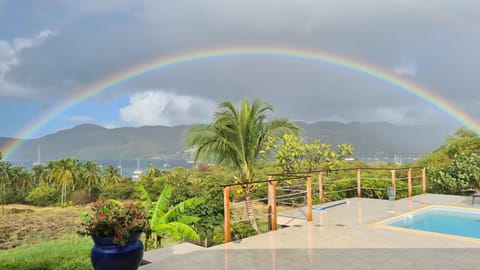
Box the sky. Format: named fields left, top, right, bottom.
left=0, top=0, right=479, bottom=139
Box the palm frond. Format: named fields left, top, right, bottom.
left=187, top=98, right=301, bottom=184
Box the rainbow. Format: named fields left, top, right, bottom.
left=2, top=46, right=479, bottom=159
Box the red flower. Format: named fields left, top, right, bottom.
left=79, top=199, right=147, bottom=246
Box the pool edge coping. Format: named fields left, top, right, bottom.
left=372, top=204, right=480, bottom=244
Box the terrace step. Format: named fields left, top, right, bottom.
left=140, top=243, right=205, bottom=267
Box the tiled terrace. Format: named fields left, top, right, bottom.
left=141, top=194, right=480, bottom=270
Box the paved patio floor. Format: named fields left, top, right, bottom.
left=141, top=194, right=480, bottom=270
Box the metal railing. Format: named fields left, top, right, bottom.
left=222, top=166, right=426, bottom=243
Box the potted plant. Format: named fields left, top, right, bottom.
left=79, top=199, right=147, bottom=270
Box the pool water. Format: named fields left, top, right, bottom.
left=385, top=207, right=480, bottom=239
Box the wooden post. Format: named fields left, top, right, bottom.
left=318, top=172, right=324, bottom=203
left=223, top=186, right=231, bottom=243
left=268, top=176, right=277, bottom=231
left=306, top=176, right=312, bottom=222
left=271, top=180, right=277, bottom=230
left=408, top=168, right=412, bottom=198
left=268, top=176, right=272, bottom=230
left=356, top=169, right=361, bottom=198
left=422, top=167, right=426, bottom=194
left=390, top=170, right=396, bottom=200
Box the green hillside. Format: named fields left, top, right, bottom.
left=0, top=122, right=457, bottom=161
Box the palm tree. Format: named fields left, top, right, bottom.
left=187, top=99, right=300, bottom=233
left=82, top=160, right=100, bottom=196
left=146, top=163, right=160, bottom=179
left=43, top=161, right=57, bottom=187
left=49, top=158, right=79, bottom=205
left=0, top=158, right=12, bottom=204
left=101, top=164, right=121, bottom=186
left=31, top=164, right=46, bottom=186
left=10, top=166, right=33, bottom=198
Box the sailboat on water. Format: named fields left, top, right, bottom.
left=132, top=158, right=143, bottom=180
left=32, top=144, right=42, bottom=166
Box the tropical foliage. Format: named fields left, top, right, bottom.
left=418, top=127, right=480, bottom=193
left=187, top=98, right=300, bottom=232
left=263, top=133, right=354, bottom=174
left=2, top=104, right=480, bottom=266
left=137, top=184, right=203, bottom=249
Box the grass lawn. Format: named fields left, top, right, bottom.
left=0, top=204, right=183, bottom=269
left=1, top=204, right=93, bottom=269
left=0, top=235, right=93, bottom=270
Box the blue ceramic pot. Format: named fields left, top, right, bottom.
left=91, top=232, right=144, bottom=270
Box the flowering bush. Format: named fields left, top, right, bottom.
left=79, top=199, right=147, bottom=245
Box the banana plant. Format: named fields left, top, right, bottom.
left=137, top=184, right=203, bottom=249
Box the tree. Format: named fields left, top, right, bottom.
left=137, top=185, right=203, bottom=249
left=49, top=158, right=79, bottom=205
left=0, top=157, right=12, bottom=204
left=42, top=161, right=57, bottom=187
left=264, top=133, right=354, bottom=174
left=82, top=160, right=100, bottom=196
left=146, top=163, right=161, bottom=179
left=417, top=127, right=480, bottom=194
left=10, top=166, right=33, bottom=199
left=428, top=153, right=480, bottom=194
left=31, top=164, right=46, bottom=186
left=187, top=99, right=300, bottom=233
left=443, top=127, right=480, bottom=158
left=101, top=165, right=122, bottom=186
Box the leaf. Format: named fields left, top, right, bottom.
left=136, top=184, right=152, bottom=207
left=169, top=222, right=200, bottom=241
left=150, top=185, right=172, bottom=227
left=177, top=215, right=201, bottom=225
left=164, top=197, right=204, bottom=222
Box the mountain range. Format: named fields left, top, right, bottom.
left=0, top=121, right=457, bottom=162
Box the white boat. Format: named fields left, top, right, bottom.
left=132, top=158, right=143, bottom=179
left=393, top=154, right=403, bottom=165
left=32, top=144, right=42, bottom=166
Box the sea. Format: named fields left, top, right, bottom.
left=9, top=158, right=193, bottom=178
left=8, top=155, right=419, bottom=178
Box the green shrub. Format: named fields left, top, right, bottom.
left=231, top=222, right=257, bottom=241
left=25, top=185, right=59, bottom=206
left=99, top=182, right=135, bottom=200
left=428, top=153, right=480, bottom=194
left=71, top=189, right=93, bottom=205
left=0, top=186, right=23, bottom=204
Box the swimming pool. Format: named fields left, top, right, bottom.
left=385, top=206, right=480, bottom=239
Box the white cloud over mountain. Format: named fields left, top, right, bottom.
left=120, top=90, right=216, bottom=126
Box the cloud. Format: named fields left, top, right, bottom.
left=394, top=58, right=417, bottom=77
left=356, top=106, right=439, bottom=126
left=64, top=0, right=138, bottom=14
left=2, top=0, right=479, bottom=138
left=120, top=90, right=217, bottom=126
left=102, top=122, right=118, bottom=129
left=66, top=116, right=96, bottom=124
left=0, top=30, right=58, bottom=97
